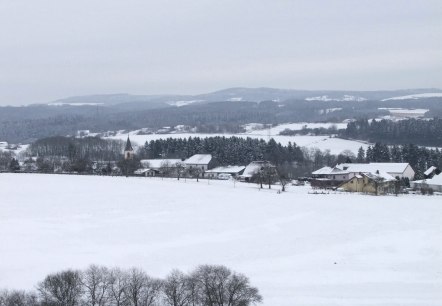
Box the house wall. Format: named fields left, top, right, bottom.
left=186, top=164, right=208, bottom=171
left=387, top=165, right=414, bottom=180
left=326, top=173, right=349, bottom=181
left=428, top=184, right=442, bottom=192
left=341, top=177, right=393, bottom=195
left=402, top=165, right=415, bottom=180
left=341, top=177, right=373, bottom=193
left=411, top=181, right=442, bottom=192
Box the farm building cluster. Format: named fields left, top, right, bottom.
left=310, top=162, right=441, bottom=195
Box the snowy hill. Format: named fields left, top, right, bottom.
left=382, top=93, right=442, bottom=101
left=305, top=95, right=367, bottom=102
left=44, top=88, right=442, bottom=107
left=1, top=174, right=441, bottom=306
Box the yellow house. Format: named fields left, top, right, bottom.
left=339, top=172, right=396, bottom=195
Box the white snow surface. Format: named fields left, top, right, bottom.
left=0, top=142, right=29, bottom=155
left=337, top=163, right=410, bottom=174
left=420, top=173, right=442, bottom=185
left=140, top=159, right=182, bottom=168
left=166, top=100, right=204, bottom=107
left=243, top=122, right=348, bottom=135
left=424, top=166, right=437, bottom=176
left=305, top=95, right=367, bottom=102
left=107, top=122, right=366, bottom=156
left=0, top=173, right=441, bottom=305
left=382, top=93, right=442, bottom=101
left=184, top=154, right=212, bottom=165
left=48, top=102, right=104, bottom=106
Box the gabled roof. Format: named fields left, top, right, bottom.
left=134, top=168, right=149, bottom=175
left=312, top=166, right=348, bottom=175
left=141, top=159, right=182, bottom=169
left=241, top=161, right=274, bottom=178
left=337, top=163, right=410, bottom=174
left=125, top=136, right=133, bottom=151
left=184, top=154, right=212, bottom=165
left=363, top=171, right=396, bottom=182
left=415, top=173, right=442, bottom=186
left=424, top=166, right=438, bottom=176
left=428, top=173, right=442, bottom=185
left=205, top=165, right=246, bottom=174
left=312, top=166, right=333, bottom=175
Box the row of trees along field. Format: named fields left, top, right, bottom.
left=138, top=137, right=305, bottom=167
left=340, top=118, right=442, bottom=146
left=0, top=265, right=262, bottom=306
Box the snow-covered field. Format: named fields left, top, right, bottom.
left=382, top=93, right=442, bottom=101
left=1, top=174, right=441, bottom=306
left=106, top=122, right=368, bottom=155
left=242, top=122, right=348, bottom=135
left=0, top=142, right=29, bottom=154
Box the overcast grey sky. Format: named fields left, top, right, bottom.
left=0, top=0, right=441, bottom=105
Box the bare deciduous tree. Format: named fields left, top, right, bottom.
left=2, top=265, right=262, bottom=306
left=107, top=267, right=129, bottom=306
left=125, top=268, right=146, bottom=306
left=81, top=265, right=110, bottom=306
left=0, top=289, right=39, bottom=306
left=191, top=265, right=262, bottom=306
left=162, top=270, right=192, bottom=306
left=276, top=165, right=291, bottom=192
left=37, top=270, right=83, bottom=306
left=138, top=277, right=162, bottom=306
left=188, top=167, right=203, bottom=182
left=174, top=163, right=186, bottom=181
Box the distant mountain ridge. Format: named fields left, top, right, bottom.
left=47, top=87, right=442, bottom=107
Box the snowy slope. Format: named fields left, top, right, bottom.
left=0, top=174, right=441, bottom=306
left=242, top=122, right=348, bottom=135
left=108, top=133, right=368, bottom=155
left=382, top=93, right=442, bottom=101
left=305, top=95, right=367, bottom=102
left=107, top=121, right=366, bottom=156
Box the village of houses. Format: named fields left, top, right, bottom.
left=117, top=137, right=442, bottom=196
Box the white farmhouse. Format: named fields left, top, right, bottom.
left=184, top=154, right=212, bottom=171
left=312, top=166, right=350, bottom=181
left=140, top=158, right=183, bottom=176
left=141, top=159, right=183, bottom=169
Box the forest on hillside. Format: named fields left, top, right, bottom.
left=340, top=118, right=442, bottom=146
left=2, top=97, right=442, bottom=143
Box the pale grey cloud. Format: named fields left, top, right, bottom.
left=0, top=0, right=441, bottom=105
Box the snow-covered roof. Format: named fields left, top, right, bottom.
left=134, top=168, right=149, bottom=175
left=363, top=171, right=396, bottom=182
left=428, top=173, right=442, bottom=185
left=205, top=165, right=245, bottom=174
left=141, top=159, right=182, bottom=169
left=312, top=166, right=333, bottom=175
left=424, top=166, right=437, bottom=176
left=337, top=163, right=410, bottom=174
left=312, top=166, right=348, bottom=175
left=184, top=154, right=212, bottom=165
left=417, top=173, right=442, bottom=186
left=241, top=161, right=273, bottom=178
